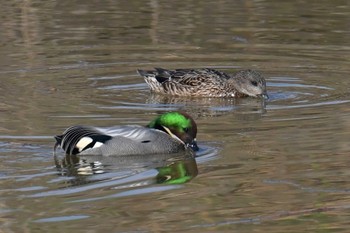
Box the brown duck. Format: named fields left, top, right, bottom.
left=137, top=68, right=268, bottom=99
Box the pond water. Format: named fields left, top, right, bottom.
left=1, top=0, right=350, bottom=232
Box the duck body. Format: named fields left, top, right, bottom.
left=137, top=68, right=268, bottom=98
left=54, top=112, right=198, bottom=156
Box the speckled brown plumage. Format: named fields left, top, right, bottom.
left=137, top=68, right=268, bottom=98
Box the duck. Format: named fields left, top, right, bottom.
left=137, top=68, right=268, bottom=99
left=54, top=112, right=198, bottom=156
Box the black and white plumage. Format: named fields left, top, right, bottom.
left=137, top=68, right=268, bottom=98
left=54, top=112, right=198, bottom=156
left=54, top=126, right=190, bottom=156
left=54, top=126, right=112, bottom=155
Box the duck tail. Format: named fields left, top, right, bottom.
left=53, top=135, right=62, bottom=156
left=137, top=68, right=166, bottom=92
left=137, top=68, right=171, bottom=78
left=154, top=67, right=170, bottom=75
left=153, top=68, right=172, bottom=83
left=136, top=69, right=150, bottom=77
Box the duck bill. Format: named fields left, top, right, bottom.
left=188, top=139, right=199, bottom=151
left=260, top=93, right=269, bottom=100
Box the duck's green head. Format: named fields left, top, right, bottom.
left=148, top=112, right=198, bottom=151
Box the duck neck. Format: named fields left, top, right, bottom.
left=227, top=78, right=249, bottom=97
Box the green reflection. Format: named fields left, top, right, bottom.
left=156, top=158, right=198, bottom=184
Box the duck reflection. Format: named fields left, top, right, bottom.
left=54, top=151, right=198, bottom=185
left=146, top=93, right=267, bottom=118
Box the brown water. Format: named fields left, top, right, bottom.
left=1, top=0, right=350, bottom=232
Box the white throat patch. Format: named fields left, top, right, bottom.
left=162, top=126, right=184, bottom=144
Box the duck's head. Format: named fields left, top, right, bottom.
left=231, top=69, right=268, bottom=99
left=147, top=112, right=199, bottom=151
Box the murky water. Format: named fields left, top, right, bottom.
left=1, top=0, right=350, bottom=232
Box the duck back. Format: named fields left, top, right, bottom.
left=55, top=125, right=186, bottom=156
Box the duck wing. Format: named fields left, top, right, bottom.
left=54, top=126, right=112, bottom=155
left=169, top=68, right=232, bottom=86
left=54, top=125, right=185, bottom=156
left=137, top=68, right=231, bottom=96
left=138, top=68, right=230, bottom=85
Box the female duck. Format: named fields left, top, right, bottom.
left=138, top=68, right=268, bottom=99
left=54, top=112, right=198, bottom=156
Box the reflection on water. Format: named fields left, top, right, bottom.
left=54, top=152, right=198, bottom=185
left=0, top=0, right=350, bottom=232
left=145, top=93, right=268, bottom=118
left=26, top=152, right=199, bottom=199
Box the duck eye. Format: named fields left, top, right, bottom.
left=251, top=81, right=258, bottom=86
left=183, top=127, right=189, bottom=133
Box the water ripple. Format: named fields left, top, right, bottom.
left=33, top=215, right=90, bottom=223
left=266, top=75, right=346, bottom=110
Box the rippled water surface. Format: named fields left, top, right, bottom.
left=1, top=0, right=350, bottom=232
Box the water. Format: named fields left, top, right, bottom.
left=1, top=0, right=349, bottom=232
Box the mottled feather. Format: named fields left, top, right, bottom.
left=137, top=68, right=268, bottom=98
